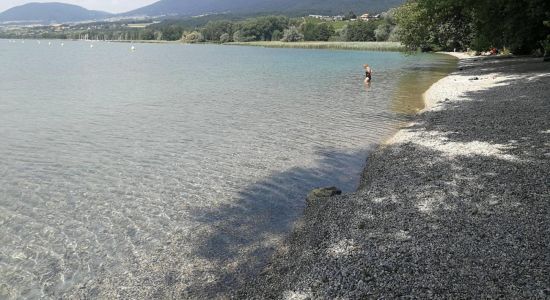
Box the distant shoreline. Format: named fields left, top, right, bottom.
left=2, top=38, right=406, bottom=52
left=103, top=40, right=407, bottom=52
left=107, top=40, right=181, bottom=44
left=226, top=41, right=406, bottom=52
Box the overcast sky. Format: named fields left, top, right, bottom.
left=0, top=0, right=159, bottom=13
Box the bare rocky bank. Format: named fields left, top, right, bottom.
left=237, top=55, right=550, bottom=298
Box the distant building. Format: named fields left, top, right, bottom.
left=308, top=14, right=346, bottom=22
left=51, top=24, right=65, bottom=31
left=359, top=13, right=381, bottom=21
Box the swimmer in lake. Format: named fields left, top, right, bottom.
left=364, top=64, right=373, bottom=83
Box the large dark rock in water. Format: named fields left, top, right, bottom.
left=306, top=186, right=341, bottom=206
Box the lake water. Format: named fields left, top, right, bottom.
left=0, top=40, right=455, bottom=298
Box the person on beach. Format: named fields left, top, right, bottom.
left=364, top=64, right=373, bottom=83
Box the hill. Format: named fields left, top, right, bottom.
left=124, top=0, right=405, bottom=17
left=0, top=2, right=112, bottom=24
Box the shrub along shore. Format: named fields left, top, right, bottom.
left=236, top=54, right=550, bottom=298
left=109, top=39, right=406, bottom=52
left=225, top=41, right=406, bottom=51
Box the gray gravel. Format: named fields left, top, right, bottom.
left=237, top=56, right=550, bottom=299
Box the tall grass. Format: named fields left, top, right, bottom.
left=226, top=41, right=406, bottom=52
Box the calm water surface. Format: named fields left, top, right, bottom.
left=0, top=40, right=455, bottom=298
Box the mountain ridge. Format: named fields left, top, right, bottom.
left=124, top=0, right=405, bottom=17
left=0, top=2, right=112, bottom=24
left=0, top=0, right=405, bottom=24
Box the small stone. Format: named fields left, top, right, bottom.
left=306, top=187, right=342, bottom=206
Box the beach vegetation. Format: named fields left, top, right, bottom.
left=346, top=20, right=379, bottom=41
left=232, top=30, right=254, bottom=42
left=219, top=33, right=231, bottom=43
left=300, top=20, right=335, bottom=41
left=541, top=20, right=550, bottom=60
left=160, top=24, right=186, bottom=41
left=201, top=20, right=235, bottom=42
left=271, top=30, right=283, bottom=41
left=183, top=31, right=204, bottom=43
left=226, top=41, right=405, bottom=51
left=374, top=23, right=391, bottom=42
left=281, top=26, right=304, bottom=42
left=394, top=0, right=550, bottom=54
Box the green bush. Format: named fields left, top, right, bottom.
left=272, top=30, right=282, bottom=41
left=281, top=26, right=304, bottom=42
left=220, top=33, right=231, bottom=43
left=183, top=31, right=204, bottom=43
left=394, top=0, right=550, bottom=53
left=346, top=21, right=378, bottom=42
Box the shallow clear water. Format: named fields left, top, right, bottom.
left=0, top=40, right=455, bottom=298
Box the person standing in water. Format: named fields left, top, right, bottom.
left=364, top=64, right=373, bottom=83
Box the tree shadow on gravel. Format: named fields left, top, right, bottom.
left=412, top=58, right=550, bottom=150
left=236, top=59, right=550, bottom=298
left=457, top=56, right=548, bottom=75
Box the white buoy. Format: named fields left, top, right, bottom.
left=131, top=45, right=136, bottom=51
left=61, top=42, right=64, bottom=47
left=90, top=44, right=94, bottom=48
left=37, top=40, right=41, bottom=44
left=48, top=41, right=52, bottom=46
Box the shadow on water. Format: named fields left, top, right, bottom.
left=69, top=148, right=372, bottom=299
left=183, top=148, right=370, bottom=297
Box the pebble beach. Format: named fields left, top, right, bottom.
left=238, top=54, right=550, bottom=298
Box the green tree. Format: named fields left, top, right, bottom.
left=374, top=23, right=391, bottom=41
left=232, top=30, right=254, bottom=42
left=272, top=29, right=282, bottom=41
left=219, top=33, right=231, bottom=43
left=183, top=31, right=204, bottom=43
left=543, top=20, right=550, bottom=60
left=281, top=26, right=304, bottom=42
left=202, top=20, right=234, bottom=41
left=162, top=25, right=184, bottom=41
left=346, top=20, right=378, bottom=41
left=394, top=0, right=550, bottom=53
left=393, top=1, right=431, bottom=50
left=469, top=0, right=550, bottom=54
left=301, top=19, right=318, bottom=41
left=316, top=23, right=335, bottom=41
left=237, top=16, right=289, bottom=41
left=140, top=29, right=155, bottom=40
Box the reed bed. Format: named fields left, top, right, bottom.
left=226, top=41, right=406, bottom=52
